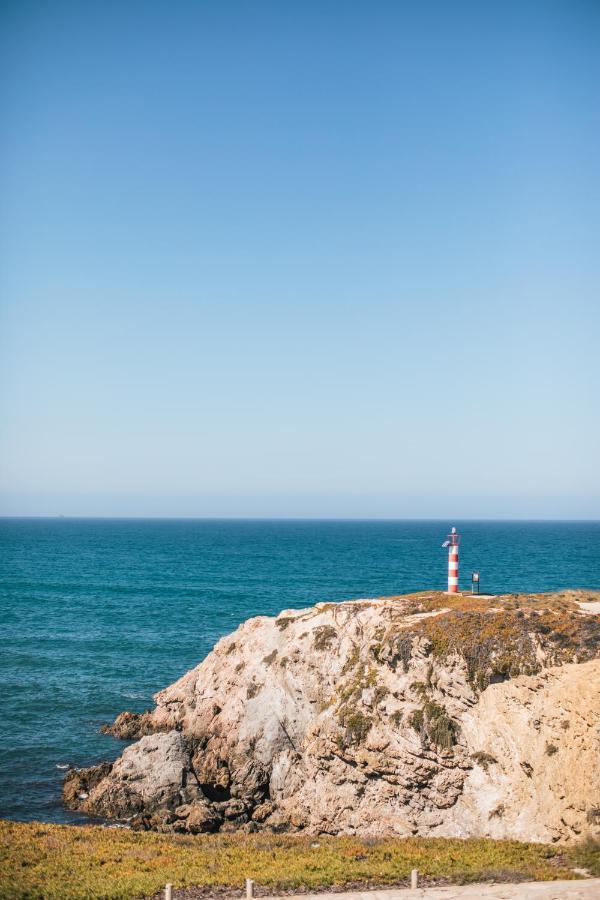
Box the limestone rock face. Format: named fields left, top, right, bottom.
left=64, top=590, right=600, bottom=842
left=456, top=661, right=600, bottom=843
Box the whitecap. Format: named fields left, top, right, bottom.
left=55, top=764, right=70, bottom=770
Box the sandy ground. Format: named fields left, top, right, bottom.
left=271, top=881, right=600, bottom=899
left=576, top=601, right=600, bottom=615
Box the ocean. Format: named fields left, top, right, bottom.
left=0, top=517, right=599, bottom=825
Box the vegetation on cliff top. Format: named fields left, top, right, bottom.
left=1, top=820, right=598, bottom=900
left=327, top=591, right=599, bottom=752
left=375, top=591, right=600, bottom=690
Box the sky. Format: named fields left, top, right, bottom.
left=1, top=0, right=599, bottom=519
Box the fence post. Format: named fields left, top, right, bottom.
left=246, top=878, right=255, bottom=899
left=165, top=884, right=173, bottom=900
left=411, top=869, right=419, bottom=889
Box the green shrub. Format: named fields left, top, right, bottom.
left=313, top=626, right=338, bottom=651
left=246, top=682, right=262, bottom=699
left=337, top=709, right=373, bottom=746
left=342, top=644, right=360, bottom=674
left=471, top=751, right=498, bottom=771
left=408, top=708, right=424, bottom=732
left=410, top=681, right=429, bottom=698
left=409, top=701, right=459, bottom=751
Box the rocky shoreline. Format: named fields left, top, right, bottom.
left=64, top=589, right=600, bottom=842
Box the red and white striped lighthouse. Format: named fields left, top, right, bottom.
left=443, top=526, right=460, bottom=593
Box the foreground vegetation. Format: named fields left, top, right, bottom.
left=1, top=820, right=598, bottom=900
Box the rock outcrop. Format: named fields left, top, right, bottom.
left=99, top=710, right=166, bottom=740
left=64, top=590, right=600, bottom=842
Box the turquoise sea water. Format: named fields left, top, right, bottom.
left=1, top=517, right=599, bottom=825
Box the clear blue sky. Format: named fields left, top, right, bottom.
left=1, top=1, right=598, bottom=518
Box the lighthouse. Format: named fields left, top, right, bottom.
left=442, top=526, right=460, bottom=593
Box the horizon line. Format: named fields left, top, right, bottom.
left=1, top=515, right=599, bottom=523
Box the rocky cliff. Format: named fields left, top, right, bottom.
left=64, top=590, right=600, bottom=843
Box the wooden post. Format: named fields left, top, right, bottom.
left=165, top=885, right=172, bottom=900
left=410, top=869, right=418, bottom=889
left=246, top=878, right=254, bottom=899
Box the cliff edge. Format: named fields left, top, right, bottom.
left=64, top=589, right=600, bottom=842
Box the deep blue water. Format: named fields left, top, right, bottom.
left=0, top=517, right=599, bottom=824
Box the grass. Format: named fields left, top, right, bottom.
left=569, top=839, right=600, bottom=877
left=1, top=820, right=597, bottom=900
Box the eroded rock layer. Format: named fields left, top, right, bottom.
left=64, top=590, right=600, bottom=842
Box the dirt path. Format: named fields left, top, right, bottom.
left=271, top=881, right=600, bottom=900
